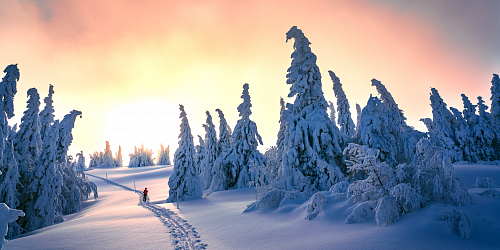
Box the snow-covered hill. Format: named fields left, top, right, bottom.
left=4, top=164, right=499, bottom=250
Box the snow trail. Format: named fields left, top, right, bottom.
left=86, top=173, right=207, bottom=250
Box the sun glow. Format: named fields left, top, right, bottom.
left=104, top=99, right=179, bottom=166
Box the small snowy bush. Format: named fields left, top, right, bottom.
left=442, top=209, right=472, bottom=239
left=473, top=177, right=498, bottom=188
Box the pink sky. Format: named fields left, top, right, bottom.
left=0, top=0, right=497, bottom=164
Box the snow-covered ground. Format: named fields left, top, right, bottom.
left=4, top=164, right=500, bottom=250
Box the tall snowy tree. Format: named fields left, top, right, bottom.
left=14, top=88, right=42, bottom=174
left=0, top=65, right=20, bottom=238
left=166, top=105, right=202, bottom=202
left=115, top=146, right=123, bottom=167
left=356, top=96, right=398, bottom=166
left=200, top=111, right=218, bottom=190
left=0, top=65, right=19, bottom=158
left=279, top=27, right=346, bottom=195
left=157, top=144, right=171, bottom=165
left=128, top=144, right=154, bottom=167
left=14, top=88, right=43, bottom=228
left=0, top=129, right=21, bottom=238
left=474, top=96, right=497, bottom=161
left=328, top=101, right=336, bottom=124
left=101, top=141, right=115, bottom=167
left=356, top=103, right=362, bottom=132
left=329, top=70, right=355, bottom=137
left=490, top=74, right=500, bottom=127
left=276, top=97, right=287, bottom=167
left=195, top=135, right=206, bottom=175
left=75, top=151, right=85, bottom=171
left=56, top=110, right=82, bottom=162
left=216, top=108, right=231, bottom=154
left=210, top=84, right=266, bottom=191
left=38, top=85, right=55, bottom=142
left=371, top=79, right=406, bottom=126
left=25, top=121, right=61, bottom=231
left=425, top=88, right=461, bottom=162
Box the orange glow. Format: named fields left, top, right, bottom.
left=0, top=0, right=495, bottom=162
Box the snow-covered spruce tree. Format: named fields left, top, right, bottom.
left=0, top=130, right=22, bottom=239
left=449, top=107, right=474, bottom=163
left=328, top=101, right=336, bottom=124
left=38, top=85, right=55, bottom=142
left=101, top=141, right=115, bottom=167
left=195, top=135, right=206, bottom=176
left=329, top=71, right=355, bottom=138
left=75, top=151, right=85, bottom=171
left=490, top=74, right=500, bottom=127
left=157, top=144, right=171, bottom=165
left=0, top=65, right=20, bottom=238
left=424, top=88, right=462, bottom=162
left=59, top=156, right=98, bottom=215
left=200, top=111, right=218, bottom=190
left=276, top=97, right=287, bottom=168
left=355, top=96, right=398, bottom=167
left=166, top=105, right=202, bottom=202
left=279, top=26, right=346, bottom=195
left=56, top=110, right=82, bottom=163
left=0, top=65, right=19, bottom=159
left=370, top=79, right=424, bottom=165
left=128, top=144, right=155, bottom=167
left=355, top=103, right=361, bottom=132
left=474, top=96, right=497, bottom=161
left=25, top=121, right=62, bottom=231
left=215, top=108, right=231, bottom=155
left=14, top=88, right=43, bottom=230
left=115, top=146, right=123, bottom=167
left=210, top=84, right=266, bottom=191
left=371, top=79, right=406, bottom=126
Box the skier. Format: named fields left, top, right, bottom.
left=143, top=187, right=148, bottom=202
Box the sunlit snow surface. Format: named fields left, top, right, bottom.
left=5, top=164, right=500, bottom=250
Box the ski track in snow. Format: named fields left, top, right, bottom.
left=86, top=173, right=207, bottom=250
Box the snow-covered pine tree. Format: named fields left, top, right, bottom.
left=0, top=65, right=19, bottom=159
left=370, top=79, right=423, bottom=165
left=157, top=144, right=171, bottom=165
left=14, top=88, right=43, bottom=230
left=75, top=151, right=85, bottom=171
left=329, top=71, right=355, bottom=138
left=56, top=110, right=82, bottom=163
left=210, top=84, right=266, bottom=191
left=38, top=85, right=55, bottom=142
left=200, top=111, right=218, bottom=190
left=490, top=74, right=500, bottom=127
left=101, top=141, right=115, bottom=167
left=216, top=108, right=231, bottom=154
left=356, top=103, right=361, bottom=132
left=25, top=121, right=61, bottom=231
left=371, top=79, right=406, bottom=126
left=115, top=146, right=123, bottom=167
left=475, top=96, right=497, bottom=161
left=449, top=107, right=474, bottom=162
left=166, top=105, right=202, bottom=202
left=0, top=65, right=20, bottom=238
left=356, top=96, right=398, bottom=166
left=328, top=101, right=336, bottom=124
left=425, top=88, right=462, bottom=162
left=279, top=27, right=346, bottom=195
left=0, top=129, right=22, bottom=238
left=195, top=136, right=205, bottom=176
left=276, top=97, right=287, bottom=168
left=128, top=144, right=154, bottom=167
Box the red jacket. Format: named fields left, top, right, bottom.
left=143, top=189, right=148, bottom=195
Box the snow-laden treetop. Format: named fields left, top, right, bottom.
left=237, top=83, right=252, bottom=119
left=286, top=26, right=328, bottom=113
left=1, top=64, right=19, bottom=119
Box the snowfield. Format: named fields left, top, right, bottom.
left=4, top=164, right=499, bottom=250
